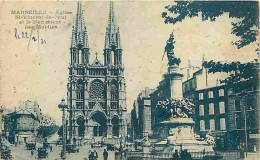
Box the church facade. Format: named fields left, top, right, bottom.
left=66, top=1, right=127, bottom=142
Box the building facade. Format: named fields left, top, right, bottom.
left=195, top=85, right=229, bottom=151
left=227, top=81, right=259, bottom=152
left=7, top=108, right=40, bottom=144
left=67, top=2, right=127, bottom=143
left=131, top=88, right=154, bottom=139
left=182, top=65, right=259, bottom=151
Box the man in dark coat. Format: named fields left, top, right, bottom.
left=172, top=150, right=179, bottom=160
left=103, top=149, right=108, bottom=160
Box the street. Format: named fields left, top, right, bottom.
left=9, top=143, right=115, bottom=160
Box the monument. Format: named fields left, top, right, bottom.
left=156, top=31, right=215, bottom=153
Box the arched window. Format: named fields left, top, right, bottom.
left=111, top=81, right=118, bottom=100
left=76, top=80, right=84, bottom=100
left=89, top=79, right=105, bottom=100
left=111, top=51, right=115, bottom=65
left=110, top=80, right=118, bottom=109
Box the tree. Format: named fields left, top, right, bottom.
left=37, top=125, right=59, bottom=138
left=58, top=125, right=63, bottom=137
left=202, top=59, right=259, bottom=89
left=162, top=1, right=259, bottom=49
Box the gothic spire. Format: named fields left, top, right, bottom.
left=71, top=1, right=89, bottom=48
left=104, top=1, right=121, bottom=49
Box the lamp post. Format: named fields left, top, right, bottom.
left=58, top=99, right=68, bottom=160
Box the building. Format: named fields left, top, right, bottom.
left=7, top=108, right=40, bottom=144
left=131, top=88, right=154, bottom=139
left=182, top=63, right=259, bottom=151
left=17, top=100, right=43, bottom=120
left=195, top=85, right=229, bottom=151
left=40, top=114, right=56, bottom=127
left=67, top=2, right=127, bottom=143
left=227, top=81, right=259, bottom=152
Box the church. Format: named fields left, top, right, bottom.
left=66, top=1, right=127, bottom=143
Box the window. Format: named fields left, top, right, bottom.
left=235, top=113, right=242, bottom=129
left=219, top=102, right=225, bottom=114
left=89, top=80, right=105, bottom=100
left=210, top=119, right=215, bottom=131
left=76, top=102, right=83, bottom=109
left=200, top=120, right=205, bottom=131
left=77, top=91, right=83, bottom=100
left=209, top=103, right=214, bottom=115
left=247, top=111, right=256, bottom=129
left=110, top=80, right=118, bottom=109
left=199, top=93, right=204, bottom=100
left=235, top=100, right=241, bottom=111
left=199, top=105, right=204, bottom=116
left=220, top=118, right=226, bottom=130
left=76, top=80, right=84, bottom=100
left=208, top=91, right=214, bottom=98
left=219, top=89, right=224, bottom=97
left=246, top=98, right=255, bottom=110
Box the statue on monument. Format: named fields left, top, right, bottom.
left=157, top=98, right=195, bottom=119
left=163, top=31, right=181, bottom=66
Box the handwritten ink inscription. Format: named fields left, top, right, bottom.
left=14, top=28, right=46, bottom=49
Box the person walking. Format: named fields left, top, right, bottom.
left=103, top=149, right=108, bottom=160
left=31, top=149, right=34, bottom=156
left=181, top=149, right=192, bottom=160
left=88, top=151, right=94, bottom=160
left=94, top=150, right=98, bottom=160
left=172, top=150, right=179, bottom=160
left=49, top=145, right=53, bottom=152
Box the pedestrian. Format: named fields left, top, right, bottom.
left=182, top=149, right=192, bottom=160
left=180, top=149, right=185, bottom=160
left=31, top=149, right=34, bottom=156
left=186, top=150, right=192, bottom=160
left=94, top=150, right=98, bottom=160
left=50, top=145, right=53, bottom=152
left=103, top=149, right=108, bottom=160
left=172, top=150, right=179, bottom=160
left=88, top=151, right=94, bottom=160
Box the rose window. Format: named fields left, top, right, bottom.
left=89, top=80, right=105, bottom=100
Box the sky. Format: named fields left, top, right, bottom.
left=0, top=0, right=258, bottom=124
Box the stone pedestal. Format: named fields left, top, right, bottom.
left=158, top=118, right=214, bottom=153
left=167, top=64, right=183, bottom=100
left=142, top=146, right=150, bottom=153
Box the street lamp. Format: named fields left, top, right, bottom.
left=58, top=99, right=68, bottom=159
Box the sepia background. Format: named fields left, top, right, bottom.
left=0, top=0, right=258, bottom=124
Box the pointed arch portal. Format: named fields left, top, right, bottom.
left=76, top=117, right=85, bottom=137
left=112, top=116, right=119, bottom=137
left=89, top=112, right=107, bottom=137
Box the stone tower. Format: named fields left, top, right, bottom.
left=67, top=1, right=127, bottom=144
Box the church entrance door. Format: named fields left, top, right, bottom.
left=90, top=112, right=107, bottom=137
left=112, top=117, right=119, bottom=137
left=76, top=117, right=85, bottom=137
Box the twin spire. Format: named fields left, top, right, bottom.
left=71, top=1, right=121, bottom=50
left=105, top=1, right=122, bottom=49
left=71, top=1, right=89, bottom=48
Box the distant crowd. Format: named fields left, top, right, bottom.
left=172, top=149, right=192, bottom=160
